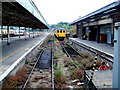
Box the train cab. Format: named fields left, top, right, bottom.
left=54, top=28, right=66, bottom=41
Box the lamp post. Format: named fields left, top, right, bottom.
left=112, top=22, right=120, bottom=89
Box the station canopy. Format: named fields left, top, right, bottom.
left=1, top=0, right=49, bottom=29
left=69, top=1, right=120, bottom=25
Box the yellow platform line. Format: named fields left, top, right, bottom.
left=0, top=40, right=37, bottom=62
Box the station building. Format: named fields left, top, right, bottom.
left=70, top=1, right=120, bottom=46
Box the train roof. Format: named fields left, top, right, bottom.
left=55, top=28, right=65, bottom=30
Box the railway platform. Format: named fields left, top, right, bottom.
left=69, top=38, right=113, bottom=56
left=0, top=32, right=50, bottom=82
left=69, top=38, right=114, bottom=62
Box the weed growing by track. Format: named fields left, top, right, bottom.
left=53, top=38, right=104, bottom=88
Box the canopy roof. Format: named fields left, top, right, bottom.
left=70, top=1, right=120, bottom=25
left=2, top=0, right=49, bottom=29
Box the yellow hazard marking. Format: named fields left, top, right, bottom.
left=0, top=39, right=38, bottom=62
left=0, top=46, right=25, bottom=62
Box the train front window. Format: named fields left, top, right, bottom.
left=60, top=30, right=62, bottom=33
left=57, top=30, right=59, bottom=33
left=63, top=30, right=65, bottom=33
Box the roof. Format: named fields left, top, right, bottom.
left=2, top=0, right=49, bottom=29
left=55, top=28, right=65, bottom=30
left=70, top=1, right=120, bottom=25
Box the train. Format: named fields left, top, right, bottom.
left=0, top=29, right=25, bottom=38
left=54, top=28, right=66, bottom=41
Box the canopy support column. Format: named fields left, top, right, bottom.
left=25, top=27, right=27, bottom=40
left=29, top=28, right=30, bottom=37
left=7, top=26, right=10, bottom=45
left=1, top=26, right=3, bottom=40
left=19, top=26, right=20, bottom=38
left=33, top=29, right=34, bottom=38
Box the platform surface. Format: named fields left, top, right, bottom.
left=0, top=33, right=49, bottom=75
left=69, top=38, right=114, bottom=57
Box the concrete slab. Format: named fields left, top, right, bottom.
left=85, top=70, right=112, bottom=88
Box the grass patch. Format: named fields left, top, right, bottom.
left=53, top=56, right=58, bottom=59
left=54, top=65, right=66, bottom=86
left=25, top=61, right=29, bottom=64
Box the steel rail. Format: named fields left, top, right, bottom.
left=52, top=36, right=55, bottom=90
left=71, top=41, right=113, bottom=64
left=22, top=49, right=44, bottom=90
left=60, top=43, right=71, bottom=57
left=66, top=43, right=85, bottom=58
left=51, top=47, right=54, bottom=90
left=60, top=43, right=79, bottom=68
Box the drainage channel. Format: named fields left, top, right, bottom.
left=22, top=46, right=54, bottom=89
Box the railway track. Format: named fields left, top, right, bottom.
left=22, top=47, right=54, bottom=89
left=60, top=42, right=112, bottom=69
left=70, top=41, right=113, bottom=64
left=60, top=42, right=85, bottom=69
left=60, top=42, right=84, bottom=58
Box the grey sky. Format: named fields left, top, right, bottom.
left=33, top=0, right=117, bottom=24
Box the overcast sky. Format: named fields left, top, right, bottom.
left=33, top=0, right=117, bottom=24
